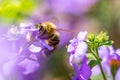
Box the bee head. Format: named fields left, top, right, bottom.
left=35, top=22, right=56, bottom=33
left=35, top=23, right=46, bottom=30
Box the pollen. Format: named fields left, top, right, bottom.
left=109, top=59, right=120, bottom=68
left=65, top=45, right=68, bottom=48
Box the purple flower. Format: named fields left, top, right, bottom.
left=28, top=44, right=42, bottom=53
left=92, top=46, right=120, bottom=78
left=0, top=23, right=56, bottom=79
left=67, top=31, right=88, bottom=65
left=18, top=54, right=39, bottom=75
left=73, top=56, right=92, bottom=80
left=115, top=49, right=120, bottom=61
left=115, top=68, right=120, bottom=80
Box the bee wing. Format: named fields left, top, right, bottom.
left=56, top=28, right=79, bottom=33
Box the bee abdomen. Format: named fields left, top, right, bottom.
left=47, top=33, right=59, bottom=48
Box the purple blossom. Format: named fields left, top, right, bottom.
left=0, top=23, right=55, bottom=79
left=67, top=31, right=88, bottom=65
left=17, top=55, right=39, bottom=75
left=28, top=44, right=42, bottom=53
left=19, top=23, right=54, bottom=51
left=2, top=58, right=17, bottom=76
left=72, top=56, right=92, bottom=80
left=92, top=46, right=120, bottom=78
left=92, top=46, right=111, bottom=76
left=115, top=68, right=120, bottom=80
left=116, top=49, right=120, bottom=61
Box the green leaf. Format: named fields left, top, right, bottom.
left=88, top=60, right=100, bottom=68
left=100, top=40, right=113, bottom=46
left=110, top=64, right=119, bottom=79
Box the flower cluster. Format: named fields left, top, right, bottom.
left=67, top=31, right=88, bottom=65
left=0, top=23, right=54, bottom=80
left=98, top=46, right=120, bottom=80
left=67, top=31, right=92, bottom=80
left=67, top=31, right=120, bottom=80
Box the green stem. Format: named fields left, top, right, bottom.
left=113, top=77, right=115, bottom=80
left=90, top=49, right=98, bottom=59
left=95, top=47, right=99, bottom=56
left=96, top=47, right=107, bottom=80
left=98, top=63, right=107, bottom=80
left=90, top=46, right=106, bottom=80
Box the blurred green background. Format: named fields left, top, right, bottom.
left=0, top=0, right=120, bottom=80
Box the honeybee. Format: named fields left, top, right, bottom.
left=26, top=21, right=77, bottom=56
left=33, top=22, right=60, bottom=56
left=35, top=22, right=59, bottom=47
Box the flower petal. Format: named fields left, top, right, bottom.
left=74, top=42, right=87, bottom=58
left=69, top=54, right=83, bottom=66
left=67, top=43, right=75, bottom=53
left=116, top=48, right=120, bottom=56
left=77, top=31, right=88, bottom=41
left=3, top=59, right=17, bottom=75
left=115, top=68, right=120, bottom=80
left=98, top=46, right=110, bottom=58
left=79, top=56, right=91, bottom=80
left=18, top=59, right=40, bottom=75
left=29, top=44, right=42, bottom=53
left=69, top=55, right=74, bottom=66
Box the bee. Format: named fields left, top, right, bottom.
left=34, top=22, right=60, bottom=56
left=35, top=22, right=60, bottom=48
left=27, top=21, right=77, bottom=56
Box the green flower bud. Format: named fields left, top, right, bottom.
left=87, top=34, right=95, bottom=42
left=97, top=32, right=109, bottom=43
left=86, top=32, right=113, bottom=47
